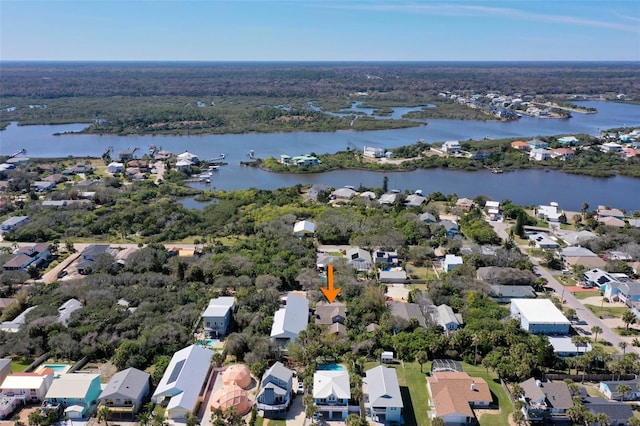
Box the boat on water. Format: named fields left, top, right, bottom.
left=491, top=168, right=504, bottom=174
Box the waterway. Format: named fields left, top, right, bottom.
left=1, top=101, right=639, bottom=211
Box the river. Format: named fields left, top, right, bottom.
left=1, top=101, right=639, bottom=211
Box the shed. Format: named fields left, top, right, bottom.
left=381, top=351, right=394, bottom=363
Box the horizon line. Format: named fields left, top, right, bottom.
left=2, top=59, right=639, bottom=64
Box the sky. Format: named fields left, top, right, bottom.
left=1, top=0, right=639, bottom=61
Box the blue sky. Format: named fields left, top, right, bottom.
left=1, top=0, right=639, bottom=61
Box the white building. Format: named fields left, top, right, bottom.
left=510, top=299, right=570, bottom=335
left=270, top=293, right=309, bottom=345
left=363, top=146, right=385, bottom=158
left=442, top=141, right=461, bottom=154
left=443, top=254, right=463, bottom=272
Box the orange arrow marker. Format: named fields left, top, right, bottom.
left=321, top=264, right=341, bottom=303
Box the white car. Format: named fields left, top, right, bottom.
left=297, top=380, right=304, bottom=394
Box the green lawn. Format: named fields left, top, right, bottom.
left=463, top=364, right=514, bottom=426
left=366, top=361, right=432, bottom=426
left=11, top=359, right=31, bottom=372
left=585, top=304, right=627, bottom=318
left=260, top=419, right=286, bottom=426
left=571, top=290, right=600, bottom=300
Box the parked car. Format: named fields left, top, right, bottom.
left=297, top=380, right=304, bottom=395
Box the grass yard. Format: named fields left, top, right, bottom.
left=11, top=359, right=31, bottom=372
left=365, top=361, right=432, bottom=426
left=260, top=419, right=286, bottom=426
left=571, top=290, right=600, bottom=300
left=463, top=364, right=514, bottom=426
left=585, top=304, right=627, bottom=318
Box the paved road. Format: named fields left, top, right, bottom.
left=489, top=220, right=638, bottom=355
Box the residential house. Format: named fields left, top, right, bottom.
left=313, top=370, right=350, bottom=421
left=293, top=220, right=315, bottom=237
left=470, top=150, right=490, bottom=160
left=98, top=368, right=151, bottom=419
left=31, top=181, right=56, bottom=192
left=405, top=194, right=426, bottom=207
left=550, top=148, right=575, bottom=160
left=489, top=285, right=536, bottom=303
left=379, top=269, right=407, bottom=284
left=529, top=148, right=551, bottom=161
left=619, top=282, right=640, bottom=306
left=307, top=184, right=330, bottom=202
left=442, top=141, right=462, bottom=154
left=0, top=369, right=55, bottom=402
left=601, top=142, right=623, bottom=153
left=560, top=230, right=597, bottom=246
left=270, top=293, right=309, bottom=346
left=519, top=378, right=572, bottom=422
left=42, top=200, right=68, bottom=208
left=557, top=136, right=579, bottom=145
left=76, top=244, right=113, bottom=275
left=599, top=379, right=640, bottom=401
left=201, top=296, right=236, bottom=338
left=43, top=373, right=102, bottom=419
left=598, top=206, right=624, bottom=219
left=510, top=141, right=530, bottom=151
left=427, top=372, right=492, bottom=425
left=433, top=304, right=463, bottom=333
left=330, top=187, right=357, bottom=201
left=485, top=200, right=500, bottom=220
left=176, top=151, right=199, bottom=164
left=583, top=397, right=633, bottom=425
left=364, top=366, right=403, bottom=424
left=107, top=162, right=124, bottom=174
left=373, top=249, right=399, bottom=266
left=118, top=149, right=138, bottom=161
left=316, top=252, right=341, bottom=272
left=315, top=301, right=346, bottom=326
left=0, top=306, right=37, bottom=333
left=455, top=198, right=475, bottom=212
left=537, top=203, right=563, bottom=222
left=0, top=216, right=28, bottom=232
left=527, top=139, right=549, bottom=150
left=280, top=154, right=320, bottom=167
left=419, top=212, right=437, bottom=223
left=379, top=193, right=398, bottom=205
left=439, top=220, right=459, bottom=238
left=598, top=216, right=626, bottom=228
left=380, top=352, right=393, bottom=364
left=547, top=336, right=592, bottom=357
left=387, top=301, right=427, bottom=328
left=510, top=299, right=570, bottom=334
left=152, top=344, right=214, bottom=421
left=443, top=254, right=463, bottom=272
left=256, top=362, right=294, bottom=418
left=345, top=247, right=373, bottom=272
left=560, top=246, right=606, bottom=270
left=363, top=146, right=386, bottom=158
left=528, top=233, right=559, bottom=250
left=2, top=243, right=51, bottom=271
left=57, top=298, right=82, bottom=326
left=175, top=159, right=193, bottom=171
left=360, top=191, right=377, bottom=200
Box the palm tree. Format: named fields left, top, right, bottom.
left=619, top=341, right=628, bottom=354
left=431, top=417, right=446, bottom=426
left=594, top=412, right=610, bottom=426
left=616, top=384, right=632, bottom=401
left=137, top=411, right=151, bottom=426
left=621, top=309, right=636, bottom=331
left=590, top=326, right=602, bottom=343
left=415, top=350, right=428, bottom=373
left=97, top=406, right=111, bottom=426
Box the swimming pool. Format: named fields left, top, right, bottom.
left=38, top=364, right=72, bottom=375
left=196, top=339, right=221, bottom=348
left=317, top=363, right=344, bottom=371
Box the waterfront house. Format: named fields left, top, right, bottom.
left=510, top=299, right=570, bottom=335
left=176, top=151, right=199, bottom=164
left=345, top=247, right=373, bottom=272
left=537, top=203, right=563, bottom=222
left=118, top=149, right=137, bottom=161
left=330, top=187, right=357, bottom=201
left=363, top=146, right=385, bottom=158
left=511, top=141, right=530, bottom=151
left=519, top=378, right=572, bottom=422
left=527, top=139, right=549, bottom=150
left=57, top=298, right=83, bottom=326
left=2, top=243, right=51, bottom=271
left=484, top=200, right=500, bottom=220
left=270, top=292, right=309, bottom=346
left=201, top=296, right=236, bottom=338
left=293, top=220, right=315, bottom=237
left=599, top=379, right=640, bottom=401
left=557, top=136, right=579, bottom=145
left=601, top=142, right=623, bottom=153
left=551, top=148, right=575, bottom=160
left=379, top=193, right=398, bottom=205
left=597, top=206, right=625, bottom=219
left=598, top=216, right=626, bottom=227
left=43, top=373, right=102, bottom=419
left=364, top=366, right=403, bottom=424
left=455, top=197, right=475, bottom=212
left=0, top=216, right=28, bottom=232
left=529, top=148, right=551, bottom=161
left=0, top=369, right=54, bottom=402
left=443, top=254, right=463, bottom=272
left=433, top=304, right=463, bottom=333
left=405, top=193, right=426, bottom=207
left=98, top=368, right=151, bottom=419
left=427, top=372, right=491, bottom=425
left=313, top=370, right=350, bottom=421
left=442, top=141, right=462, bottom=154
left=306, top=184, right=330, bottom=201
left=256, top=362, right=294, bottom=418
left=152, top=344, right=214, bottom=421
left=175, top=159, right=192, bottom=171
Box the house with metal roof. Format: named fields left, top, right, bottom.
left=201, top=296, right=236, bottom=338
left=98, top=368, right=151, bottom=419
left=314, top=370, right=350, bottom=420
left=599, top=379, right=640, bottom=401
left=152, top=344, right=214, bottom=421
left=256, top=362, right=294, bottom=418
left=345, top=247, right=373, bottom=272
left=43, top=373, right=101, bottom=419
left=270, top=293, right=309, bottom=346
left=0, top=216, right=28, bottom=232
left=364, top=365, right=403, bottom=424
left=510, top=299, right=570, bottom=335
left=293, top=220, right=315, bottom=236
left=489, top=285, right=536, bottom=303
left=443, top=254, right=463, bottom=272
left=0, top=306, right=37, bottom=333
left=57, top=298, right=83, bottom=326
left=433, top=304, right=463, bottom=333
left=547, top=336, right=592, bottom=357
left=0, top=369, right=55, bottom=403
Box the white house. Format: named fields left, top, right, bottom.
left=293, top=220, right=315, bottom=236
left=57, top=298, right=83, bottom=326
left=364, top=366, right=403, bottom=424
left=314, top=370, right=350, bottom=421
left=537, top=203, right=562, bottom=222
left=270, top=293, right=309, bottom=346
left=106, top=162, right=124, bottom=174
left=528, top=233, right=559, bottom=250
left=363, top=146, right=385, bottom=158
left=346, top=247, right=373, bottom=272
left=442, top=141, right=461, bottom=154
left=601, top=142, right=623, bottom=153
left=510, top=299, right=570, bottom=335
left=529, top=148, right=551, bottom=161
left=443, top=254, right=463, bottom=272
left=0, top=369, right=54, bottom=402
left=176, top=151, right=200, bottom=164
left=548, top=336, right=592, bottom=357
left=152, top=345, right=214, bottom=421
